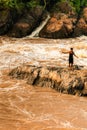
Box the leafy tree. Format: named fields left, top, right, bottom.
left=0, top=0, right=87, bottom=13
left=0, top=0, right=25, bottom=10
left=26, top=0, right=40, bottom=8
left=80, top=0, right=87, bottom=7
left=69, top=0, right=87, bottom=12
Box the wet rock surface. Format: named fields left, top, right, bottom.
left=39, top=14, right=76, bottom=39
left=39, top=2, right=77, bottom=39
left=8, top=6, right=44, bottom=38
left=9, top=65, right=87, bottom=96
left=0, top=9, right=17, bottom=35
left=73, top=7, right=87, bottom=37
left=39, top=6, right=87, bottom=39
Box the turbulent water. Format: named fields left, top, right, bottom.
left=0, top=35, right=87, bottom=130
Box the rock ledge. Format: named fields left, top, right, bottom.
left=9, top=65, right=87, bottom=96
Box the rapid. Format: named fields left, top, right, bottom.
left=0, top=35, right=87, bottom=130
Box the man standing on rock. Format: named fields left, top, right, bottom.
left=62, top=48, right=78, bottom=67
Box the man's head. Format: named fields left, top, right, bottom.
left=71, top=48, right=73, bottom=50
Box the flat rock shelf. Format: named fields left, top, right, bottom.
left=9, top=65, right=87, bottom=96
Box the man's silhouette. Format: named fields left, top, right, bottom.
left=62, top=48, right=78, bottom=67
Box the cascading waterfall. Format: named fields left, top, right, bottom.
left=28, top=14, right=50, bottom=38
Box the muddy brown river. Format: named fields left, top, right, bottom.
left=0, top=36, right=87, bottom=130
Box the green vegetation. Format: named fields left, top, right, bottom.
left=69, top=0, right=87, bottom=12
left=26, top=0, right=40, bottom=9
left=44, top=0, right=87, bottom=13
left=51, top=0, right=87, bottom=13
left=0, top=0, right=87, bottom=13
left=0, top=0, right=25, bottom=10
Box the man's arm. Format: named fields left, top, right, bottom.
left=74, top=52, right=78, bottom=58
left=61, top=51, right=70, bottom=54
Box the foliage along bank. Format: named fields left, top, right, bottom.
left=0, top=0, right=87, bottom=38
left=0, top=0, right=87, bottom=13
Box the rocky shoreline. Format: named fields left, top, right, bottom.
left=9, top=65, right=87, bottom=96
left=0, top=1, right=87, bottom=39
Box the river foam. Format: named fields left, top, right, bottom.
left=0, top=35, right=87, bottom=70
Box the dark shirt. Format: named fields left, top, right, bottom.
left=69, top=51, right=74, bottom=63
